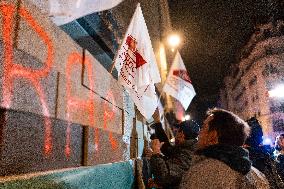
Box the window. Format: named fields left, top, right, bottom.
left=255, top=94, right=259, bottom=100
left=263, top=29, right=271, bottom=39
left=262, top=64, right=279, bottom=76
left=232, top=77, right=241, bottom=90
left=266, top=47, right=273, bottom=55
left=270, top=65, right=279, bottom=74
left=280, top=25, right=284, bottom=35
left=281, top=103, right=284, bottom=112
left=61, top=11, right=121, bottom=74
left=270, top=106, right=279, bottom=113
left=233, top=68, right=240, bottom=78
left=273, top=119, right=284, bottom=132
left=249, top=76, right=257, bottom=86
left=245, top=62, right=254, bottom=72
left=234, top=92, right=243, bottom=101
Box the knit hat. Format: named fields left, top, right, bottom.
left=175, top=120, right=200, bottom=139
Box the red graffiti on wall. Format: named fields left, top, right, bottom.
left=94, top=128, right=99, bottom=151
left=65, top=52, right=95, bottom=157
left=93, top=91, right=119, bottom=152
left=0, top=4, right=54, bottom=155
left=0, top=3, right=121, bottom=159
left=103, top=91, right=118, bottom=150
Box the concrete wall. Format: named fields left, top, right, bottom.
left=0, top=0, right=134, bottom=177
left=0, top=0, right=172, bottom=188
left=0, top=161, right=134, bottom=189
left=220, top=22, right=284, bottom=138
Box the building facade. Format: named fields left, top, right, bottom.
left=0, top=0, right=175, bottom=187
left=220, top=20, right=284, bottom=138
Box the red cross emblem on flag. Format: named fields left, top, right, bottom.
left=173, top=70, right=192, bottom=83
left=125, top=35, right=147, bottom=68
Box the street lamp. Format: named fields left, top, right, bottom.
left=268, top=84, right=284, bottom=98
left=167, top=34, right=181, bottom=51
left=182, top=114, right=191, bottom=121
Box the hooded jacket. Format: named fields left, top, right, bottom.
left=179, top=144, right=269, bottom=189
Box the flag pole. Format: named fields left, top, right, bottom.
left=156, top=52, right=174, bottom=104
left=109, top=52, right=120, bottom=74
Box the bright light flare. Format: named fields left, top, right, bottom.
left=168, top=34, right=181, bottom=47
left=182, top=114, right=191, bottom=121
left=263, top=137, right=272, bottom=145
left=268, top=84, right=284, bottom=98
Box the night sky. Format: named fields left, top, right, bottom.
left=168, top=0, right=284, bottom=122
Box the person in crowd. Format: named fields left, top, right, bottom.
left=149, top=109, right=199, bottom=189
left=275, top=134, right=284, bottom=180
left=141, top=135, right=156, bottom=189
left=244, top=117, right=284, bottom=189
left=180, top=108, right=269, bottom=189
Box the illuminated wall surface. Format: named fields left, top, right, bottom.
left=0, top=0, right=171, bottom=187
left=1, top=161, right=134, bottom=189
left=0, top=0, right=139, bottom=187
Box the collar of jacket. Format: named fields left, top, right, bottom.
left=196, top=144, right=252, bottom=175
left=182, top=139, right=198, bottom=146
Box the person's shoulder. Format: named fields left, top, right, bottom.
left=188, top=155, right=237, bottom=175
left=250, top=167, right=268, bottom=179
left=180, top=156, right=239, bottom=189
left=248, top=166, right=270, bottom=188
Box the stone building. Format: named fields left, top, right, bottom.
left=0, top=0, right=175, bottom=187
left=220, top=20, right=284, bottom=139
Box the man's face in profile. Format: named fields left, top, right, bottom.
left=175, top=129, right=185, bottom=145
left=197, top=115, right=217, bottom=149
left=276, top=136, right=284, bottom=150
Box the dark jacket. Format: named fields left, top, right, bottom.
left=247, top=146, right=284, bottom=189
left=150, top=139, right=197, bottom=189
left=276, top=154, right=284, bottom=181
left=180, top=144, right=269, bottom=189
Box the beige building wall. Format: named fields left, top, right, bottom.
left=220, top=21, right=284, bottom=139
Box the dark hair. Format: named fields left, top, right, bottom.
left=150, top=134, right=159, bottom=140
left=206, top=108, right=250, bottom=146
left=245, top=117, right=263, bottom=147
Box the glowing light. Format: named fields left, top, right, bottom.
left=263, top=137, right=272, bottom=145
left=268, top=84, right=284, bottom=98
left=159, top=44, right=167, bottom=73
left=168, top=34, right=181, bottom=47
left=170, top=138, right=175, bottom=143
left=176, top=102, right=185, bottom=121
left=182, top=114, right=191, bottom=121
left=76, top=0, right=82, bottom=8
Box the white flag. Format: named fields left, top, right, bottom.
left=163, top=51, right=196, bottom=110
left=114, top=4, right=161, bottom=119
left=30, top=0, right=123, bottom=25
